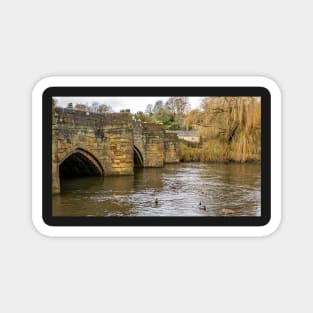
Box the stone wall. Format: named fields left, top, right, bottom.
left=164, top=132, right=180, bottom=163
left=133, top=122, right=146, bottom=165
left=141, top=123, right=165, bottom=167
left=52, top=108, right=134, bottom=194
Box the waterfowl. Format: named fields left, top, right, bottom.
left=199, top=202, right=207, bottom=210
left=155, top=198, right=158, bottom=205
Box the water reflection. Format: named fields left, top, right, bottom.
left=52, top=163, right=261, bottom=217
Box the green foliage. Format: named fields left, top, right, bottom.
left=134, top=111, right=154, bottom=122
left=139, top=106, right=184, bottom=130
left=153, top=108, right=173, bottom=126
left=166, top=121, right=181, bottom=130
left=142, top=98, right=188, bottom=130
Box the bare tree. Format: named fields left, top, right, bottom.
left=145, top=104, right=153, bottom=115
left=97, top=104, right=112, bottom=113
left=165, top=97, right=189, bottom=115
left=153, top=100, right=164, bottom=113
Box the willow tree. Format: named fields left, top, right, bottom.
left=183, top=97, right=261, bottom=162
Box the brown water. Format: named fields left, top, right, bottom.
left=52, top=162, right=261, bottom=217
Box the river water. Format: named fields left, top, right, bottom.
left=53, top=162, right=261, bottom=217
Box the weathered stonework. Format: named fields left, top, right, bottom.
left=164, top=132, right=180, bottom=163
left=52, top=107, right=179, bottom=194
left=134, top=122, right=165, bottom=167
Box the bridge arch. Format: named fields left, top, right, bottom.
left=134, top=145, right=144, bottom=168
left=59, top=148, right=104, bottom=178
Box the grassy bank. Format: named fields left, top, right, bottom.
left=179, top=140, right=260, bottom=162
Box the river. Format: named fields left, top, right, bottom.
left=52, top=162, right=261, bottom=217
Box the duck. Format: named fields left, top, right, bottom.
left=199, top=202, right=207, bottom=210
left=220, top=208, right=235, bottom=215
left=155, top=198, right=159, bottom=205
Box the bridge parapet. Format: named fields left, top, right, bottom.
left=53, top=107, right=132, bottom=127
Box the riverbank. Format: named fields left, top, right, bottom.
left=179, top=140, right=261, bottom=163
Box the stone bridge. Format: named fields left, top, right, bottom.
left=52, top=107, right=180, bottom=193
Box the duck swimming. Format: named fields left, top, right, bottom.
left=155, top=198, right=158, bottom=205
left=199, top=202, right=207, bottom=210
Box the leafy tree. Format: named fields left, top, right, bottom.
left=134, top=111, right=153, bottom=122
left=74, top=104, right=88, bottom=111
left=153, top=108, right=173, bottom=127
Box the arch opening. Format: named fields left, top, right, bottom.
left=134, top=146, right=144, bottom=168
left=59, top=150, right=103, bottom=179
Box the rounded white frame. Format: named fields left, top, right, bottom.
left=32, top=76, right=281, bottom=237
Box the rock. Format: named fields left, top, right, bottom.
left=220, top=208, right=235, bottom=215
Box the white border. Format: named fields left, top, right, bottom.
left=32, top=76, right=281, bottom=237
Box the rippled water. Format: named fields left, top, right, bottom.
left=52, top=162, right=261, bottom=217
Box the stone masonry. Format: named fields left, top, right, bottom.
left=52, top=107, right=179, bottom=194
